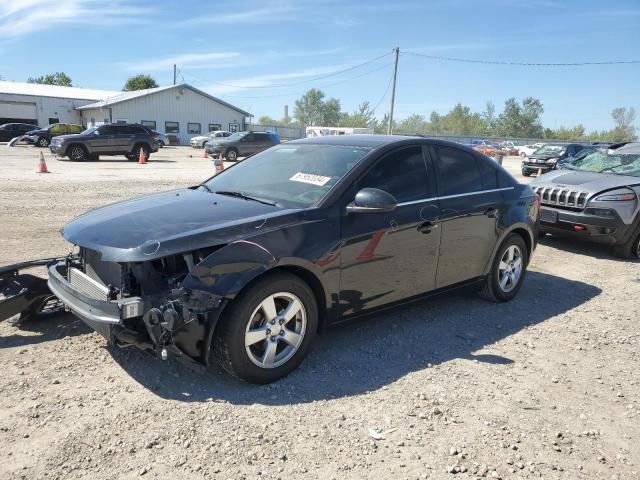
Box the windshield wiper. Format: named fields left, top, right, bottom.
left=200, top=184, right=214, bottom=193
left=215, top=190, right=279, bottom=207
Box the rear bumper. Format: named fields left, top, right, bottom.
left=539, top=206, right=629, bottom=245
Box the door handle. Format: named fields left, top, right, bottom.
left=417, top=220, right=438, bottom=234
left=485, top=207, right=498, bottom=218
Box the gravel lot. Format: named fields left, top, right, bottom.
left=0, top=145, right=638, bottom=480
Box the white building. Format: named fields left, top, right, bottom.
left=0, top=81, right=251, bottom=145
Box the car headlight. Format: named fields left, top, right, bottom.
left=546, top=157, right=559, bottom=163
left=594, top=189, right=636, bottom=202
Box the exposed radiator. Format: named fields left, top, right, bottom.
left=68, top=268, right=110, bottom=301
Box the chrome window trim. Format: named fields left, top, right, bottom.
left=397, top=187, right=514, bottom=206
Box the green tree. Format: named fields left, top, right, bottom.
left=123, top=74, right=158, bottom=91
left=257, top=115, right=283, bottom=125
left=544, top=124, right=587, bottom=141
left=340, top=101, right=377, bottom=128
left=610, top=107, right=637, bottom=142
left=395, top=114, right=428, bottom=134
left=495, top=97, right=544, bottom=137
left=27, top=72, right=72, bottom=86
left=293, top=89, right=341, bottom=126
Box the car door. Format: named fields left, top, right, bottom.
left=339, top=144, right=441, bottom=317
left=87, top=125, right=114, bottom=152
left=253, top=133, right=271, bottom=153
left=430, top=145, right=502, bottom=288
left=0, top=124, right=14, bottom=141
left=240, top=133, right=257, bottom=155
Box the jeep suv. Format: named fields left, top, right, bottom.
left=204, top=131, right=280, bottom=161
left=49, top=124, right=158, bottom=162
left=25, top=123, right=83, bottom=147
left=531, top=142, right=640, bottom=259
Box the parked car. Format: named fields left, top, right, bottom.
left=521, top=143, right=586, bottom=176
left=518, top=143, right=545, bottom=157
left=499, top=142, right=519, bottom=156
left=0, top=135, right=538, bottom=383
left=151, top=131, right=169, bottom=147
left=25, top=123, right=83, bottom=147
left=556, top=145, right=601, bottom=169
left=190, top=130, right=232, bottom=148
left=531, top=142, right=640, bottom=259
left=0, top=123, right=39, bottom=142
left=205, top=131, right=280, bottom=161
left=473, top=144, right=503, bottom=158
left=49, top=123, right=158, bottom=162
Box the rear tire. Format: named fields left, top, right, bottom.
left=37, top=137, right=50, bottom=147
left=613, top=227, right=640, bottom=260
left=18, top=295, right=64, bottom=324
left=67, top=145, right=88, bottom=162
left=211, top=272, right=318, bottom=384
left=479, top=233, right=528, bottom=303
left=127, top=144, right=150, bottom=161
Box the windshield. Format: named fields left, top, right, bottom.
left=203, top=143, right=371, bottom=208
left=533, top=145, right=565, bottom=156
left=81, top=127, right=97, bottom=135
left=567, top=148, right=640, bottom=177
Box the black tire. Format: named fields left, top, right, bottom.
left=127, top=144, right=150, bottom=161
left=522, top=170, right=531, bottom=177
left=67, top=144, right=88, bottom=162
left=211, top=272, right=318, bottom=384
left=612, top=226, right=640, bottom=260
left=479, top=233, right=529, bottom=303
left=226, top=148, right=238, bottom=161
left=37, top=137, right=50, bottom=147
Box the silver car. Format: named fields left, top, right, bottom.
left=190, top=130, right=231, bottom=148
left=531, top=142, right=640, bottom=259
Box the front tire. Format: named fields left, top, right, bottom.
left=479, top=233, right=528, bottom=302
left=212, top=272, right=318, bottom=384
left=613, top=227, right=640, bottom=260
left=67, top=145, right=88, bottom=161
left=522, top=170, right=531, bottom=177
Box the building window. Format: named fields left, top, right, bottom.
left=209, top=123, right=221, bottom=132
left=141, top=120, right=156, bottom=130
left=115, top=119, right=128, bottom=124
left=229, top=123, right=239, bottom=133
left=48, top=117, right=59, bottom=125
left=188, top=123, right=201, bottom=134
left=165, top=122, right=179, bottom=133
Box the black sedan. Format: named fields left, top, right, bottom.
left=0, top=136, right=539, bottom=383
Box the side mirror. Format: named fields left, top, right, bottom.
left=346, top=188, right=397, bottom=214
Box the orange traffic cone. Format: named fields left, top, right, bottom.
left=214, top=157, right=225, bottom=173
left=138, top=147, right=147, bottom=164
left=36, top=151, right=49, bottom=173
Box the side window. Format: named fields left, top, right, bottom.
left=476, top=156, right=498, bottom=190
left=50, top=124, right=66, bottom=134
left=98, top=125, right=115, bottom=135
left=255, top=133, right=269, bottom=142
left=357, top=146, right=429, bottom=203
left=68, top=125, right=82, bottom=134
left=432, top=146, right=482, bottom=196
left=244, top=134, right=256, bottom=142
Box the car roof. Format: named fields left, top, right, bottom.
left=288, top=134, right=420, bottom=148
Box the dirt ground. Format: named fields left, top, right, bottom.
left=0, top=144, right=638, bottom=480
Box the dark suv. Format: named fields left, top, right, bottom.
left=25, top=123, right=83, bottom=147
left=0, top=123, right=39, bottom=142
left=49, top=124, right=158, bottom=162
left=521, top=143, right=586, bottom=176
left=205, top=131, right=280, bottom=161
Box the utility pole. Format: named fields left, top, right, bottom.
left=173, top=64, right=177, bottom=85
left=387, top=47, right=399, bottom=135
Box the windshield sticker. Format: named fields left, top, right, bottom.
left=289, top=172, right=332, bottom=186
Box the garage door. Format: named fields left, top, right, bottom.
left=0, top=101, right=37, bottom=121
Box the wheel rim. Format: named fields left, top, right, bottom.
left=498, top=245, right=523, bottom=293
left=71, top=147, right=84, bottom=160
left=245, top=292, right=307, bottom=369
left=228, top=151, right=237, bottom=160
left=39, top=138, right=48, bottom=146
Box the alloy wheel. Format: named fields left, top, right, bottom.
left=71, top=147, right=84, bottom=160
left=245, top=292, right=307, bottom=369
left=498, top=245, right=523, bottom=293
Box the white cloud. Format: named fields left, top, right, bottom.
left=0, top=0, right=150, bottom=40
left=201, top=65, right=347, bottom=95
left=178, top=5, right=298, bottom=26
left=125, top=52, right=242, bottom=72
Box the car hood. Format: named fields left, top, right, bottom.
left=529, top=153, right=563, bottom=160
left=26, top=129, right=47, bottom=136
left=62, top=188, right=304, bottom=262
left=531, top=169, right=640, bottom=195
left=52, top=133, right=85, bottom=142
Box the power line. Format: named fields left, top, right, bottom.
left=218, top=61, right=393, bottom=100
left=372, top=68, right=394, bottom=114
left=402, top=51, right=640, bottom=66
left=198, top=51, right=393, bottom=90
